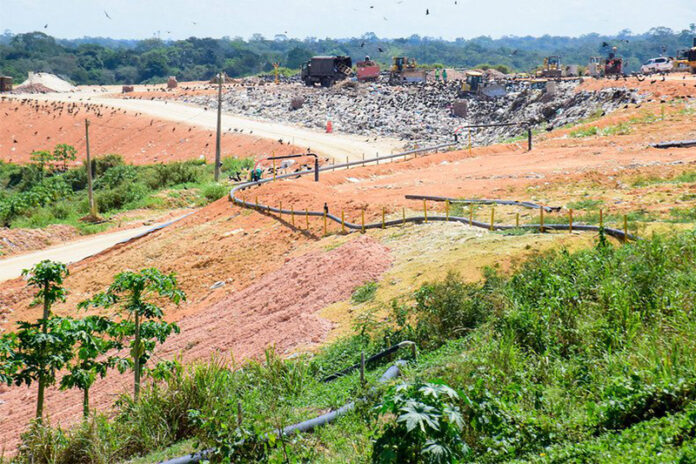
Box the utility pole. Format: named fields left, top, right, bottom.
left=84, top=119, right=98, bottom=219
left=214, top=71, right=222, bottom=182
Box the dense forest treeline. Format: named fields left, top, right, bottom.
left=1, top=26, right=695, bottom=85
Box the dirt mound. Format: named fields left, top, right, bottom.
left=0, top=100, right=302, bottom=164
left=577, top=73, right=696, bottom=99
left=11, top=83, right=55, bottom=94
left=15, top=72, right=77, bottom=93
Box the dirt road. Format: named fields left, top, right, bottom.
left=9, top=91, right=403, bottom=162
left=0, top=217, right=185, bottom=282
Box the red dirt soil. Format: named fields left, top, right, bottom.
left=0, top=99, right=301, bottom=165
left=577, top=73, right=696, bottom=99
left=0, top=234, right=390, bottom=450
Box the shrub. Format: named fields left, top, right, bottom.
left=372, top=381, right=469, bottom=464
left=94, top=165, right=138, bottom=190
left=96, top=182, right=149, bottom=212
left=200, top=183, right=228, bottom=202
left=92, top=154, right=125, bottom=176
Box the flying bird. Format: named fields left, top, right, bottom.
left=360, top=41, right=365, bottom=48
left=44, top=24, right=48, bottom=29
left=378, top=47, right=384, bottom=52
left=601, top=41, right=609, bottom=47
left=511, top=49, right=518, bottom=56
left=426, top=9, right=430, bottom=15
left=383, top=16, right=388, bottom=20
left=104, top=10, right=111, bottom=19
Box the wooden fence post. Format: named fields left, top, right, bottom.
left=569, top=209, right=573, bottom=233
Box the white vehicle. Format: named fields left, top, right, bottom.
left=640, top=57, right=673, bottom=74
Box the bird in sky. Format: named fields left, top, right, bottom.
left=378, top=47, right=384, bottom=52
left=104, top=10, right=112, bottom=19
left=426, top=8, right=430, bottom=15
left=601, top=41, right=609, bottom=47
left=44, top=24, right=48, bottom=29
left=360, top=41, right=365, bottom=47
left=511, top=49, right=518, bottom=56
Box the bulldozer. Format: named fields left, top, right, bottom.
left=587, top=56, right=604, bottom=77
left=536, top=56, right=563, bottom=78
left=458, top=71, right=483, bottom=95
left=388, top=57, right=426, bottom=84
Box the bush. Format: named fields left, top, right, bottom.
left=92, top=154, right=125, bottom=176
left=96, top=182, right=149, bottom=212
left=94, top=165, right=138, bottom=190
left=200, top=183, right=228, bottom=203
left=372, top=381, right=469, bottom=464
left=145, top=162, right=203, bottom=190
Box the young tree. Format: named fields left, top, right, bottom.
left=60, top=315, right=127, bottom=418
left=30, top=150, right=54, bottom=180
left=14, top=260, right=70, bottom=418
left=81, top=268, right=185, bottom=400
left=53, top=143, right=77, bottom=172
left=0, top=333, right=17, bottom=386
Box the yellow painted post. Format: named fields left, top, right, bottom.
left=569, top=209, right=573, bottom=233
left=362, top=153, right=365, bottom=167
left=323, top=210, right=327, bottom=236
left=272, top=159, right=276, bottom=181
left=540, top=207, right=544, bottom=233
left=661, top=104, right=665, bottom=120
left=305, top=208, right=309, bottom=229
left=445, top=200, right=450, bottom=220
left=490, top=207, right=495, bottom=231
left=382, top=207, right=386, bottom=229
left=516, top=212, right=520, bottom=228
left=291, top=206, right=295, bottom=226
left=423, top=199, right=428, bottom=223
left=346, top=156, right=349, bottom=167
left=279, top=201, right=282, bottom=219
left=402, top=208, right=406, bottom=226
left=468, top=129, right=472, bottom=155
left=255, top=195, right=258, bottom=209
left=341, top=210, right=346, bottom=233
left=333, top=160, right=335, bottom=171
left=599, top=209, right=604, bottom=229
left=623, top=214, right=628, bottom=242
left=361, top=209, right=365, bottom=233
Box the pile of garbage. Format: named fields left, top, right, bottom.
left=14, top=72, right=77, bottom=93
left=179, top=79, right=642, bottom=147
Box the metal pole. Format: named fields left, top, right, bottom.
left=527, top=127, right=532, bottom=151
left=382, top=207, right=386, bottom=229
left=361, top=209, right=365, bottom=233
left=315, top=157, right=319, bottom=182
left=214, top=72, right=222, bottom=182
left=540, top=207, right=545, bottom=233
left=490, top=207, right=495, bottom=231
left=569, top=209, right=573, bottom=233
left=306, top=208, right=309, bottom=229
left=84, top=119, right=97, bottom=219
left=341, top=210, right=345, bottom=233
left=423, top=199, right=428, bottom=223
left=402, top=208, right=405, bottom=226
left=623, top=214, right=628, bottom=242
left=516, top=212, right=520, bottom=228
left=445, top=200, right=450, bottom=220
left=291, top=206, right=295, bottom=226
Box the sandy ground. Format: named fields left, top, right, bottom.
left=0, top=80, right=695, bottom=449
left=5, top=90, right=403, bottom=162
left=0, top=98, right=302, bottom=165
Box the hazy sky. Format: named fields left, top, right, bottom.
left=2, top=0, right=695, bottom=40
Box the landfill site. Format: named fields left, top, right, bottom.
left=1, top=44, right=696, bottom=457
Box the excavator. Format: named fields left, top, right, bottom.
left=389, top=57, right=426, bottom=84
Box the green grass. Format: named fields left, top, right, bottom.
left=7, top=231, right=696, bottom=463
left=351, top=281, right=378, bottom=304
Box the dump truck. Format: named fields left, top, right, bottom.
left=388, top=57, right=426, bottom=85
left=537, top=56, right=563, bottom=78
left=356, top=57, right=380, bottom=82
left=301, top=56, right=353, bottom=87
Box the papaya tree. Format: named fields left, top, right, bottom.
left=30, top=149, right=54, bottom=180
left=53, top=143, right=77, bottom=172
left=60, top=315, right=127, bottom=418
left=81, top=268, right=185, bottom=400
left=0, top=332, right=17, bottom=385
left=13, top=260, right=71, bottom=418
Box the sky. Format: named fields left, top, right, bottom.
left=2, top=0, right=695, bottom=41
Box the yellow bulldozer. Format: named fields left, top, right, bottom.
left=388, top=57, right=427, bottom=84
left=536, top=56, right=563, bottom=78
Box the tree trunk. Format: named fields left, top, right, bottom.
left=36, top=282, right=51, bottom=419
left=133, top=311, right=141, bottom=401
left=83, top=387, right=90, bottom=418
left=36, top=379, right=45, bottom=418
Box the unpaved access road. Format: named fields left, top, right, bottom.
left=0, top=217, right=185, bottom=282
left=9, top=91, right=403, bottom=161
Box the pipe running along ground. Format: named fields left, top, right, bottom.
left=229, top=144, right=638, bottom=242
left=160, top=350, right=410, bottom=464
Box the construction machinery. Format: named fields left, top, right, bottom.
left=0, top=76, right=12, bottom=92
left=688, top=38, right=696, bottom=74
left=587, top=57, right=604, bottom=77
left=604, top=47, right=623, bottom=77
left=388, top=57, right=426, bottom=85
left=356, top=57, right=380, bottom=82
left=301, top=56, right=353, bottom=87
left=536, top=56, right=563, bottom=78
left=457, top=71, right=507, bottom=98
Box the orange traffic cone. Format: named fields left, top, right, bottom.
left=326, top=120, right=333, bottom=133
